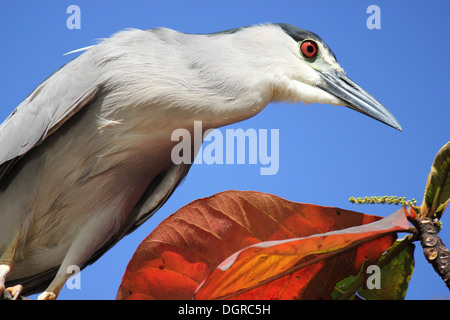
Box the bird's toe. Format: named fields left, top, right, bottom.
left=37, top=291, right=57, bottom=300
left=6, top=285, right=23, bottom=300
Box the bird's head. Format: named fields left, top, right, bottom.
left=232, top=23, right=402, bottom=131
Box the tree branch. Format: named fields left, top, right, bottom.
left=412, top=217, right=450, bottom=289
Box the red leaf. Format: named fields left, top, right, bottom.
left=194, top=208, right=410, bottom=299
left=116, top=191, right=410, bottom=300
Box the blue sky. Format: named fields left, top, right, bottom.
left=0, top=1, right=449, bottom=300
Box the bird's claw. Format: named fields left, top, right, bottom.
left=7, top=285, right=23, bottom=300
left=1, top=284, right=23, bottom=300
left=37, top=291, right=57, bottom=300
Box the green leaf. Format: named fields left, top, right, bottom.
left=332, top=262, right=366, bottom=300
left=333, top=238, right=415, bottom=300
left=359, top=240, right=415, bottom=300
left=421, top=142, right=450, bottom=218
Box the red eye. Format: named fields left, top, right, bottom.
left=300, top=40, right=318, bottom=58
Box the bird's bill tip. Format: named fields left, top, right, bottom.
left=317, top=70, right=402, bottom=131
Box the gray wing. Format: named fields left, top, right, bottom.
left=83, top=163, right=192, bottom=267
left=9, top=163, right=192, bottom=296
left=0, top=52, right=101, bottom=180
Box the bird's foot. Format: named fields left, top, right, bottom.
left=6, top=285, right=23, bottom=300
left=1, top=284, right=24, bottom=300
left=37, top=291, right=57, bottom=300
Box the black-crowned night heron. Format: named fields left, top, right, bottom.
left=0, top=23, right=401, bottom=300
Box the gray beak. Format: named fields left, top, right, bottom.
left=317, top=70, right=402, bottom=131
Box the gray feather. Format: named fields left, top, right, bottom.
left=0, top=55, right=101, bottom=180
